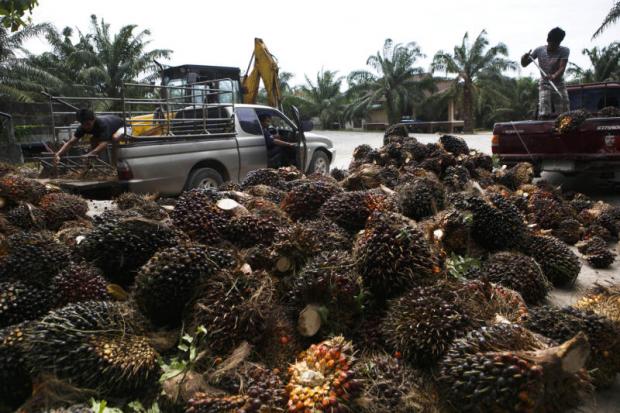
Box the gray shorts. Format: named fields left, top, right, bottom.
left=539, top=86, right=569, bottom=117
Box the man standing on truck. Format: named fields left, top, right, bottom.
left=53, top=109, right=128, bottom=163
left=521, top=27, right=570, bottom=119
left=258, top=113, right=296, bottom=167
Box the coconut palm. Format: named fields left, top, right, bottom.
left=567, top=43, right=620, bottom=83
left=290, top=69, right=345, bottom=129
left=345, top=39, right=434, bottom=125
left=593, top=1, right=620, bottom=38
left=432, top=30, right=516, bottom=132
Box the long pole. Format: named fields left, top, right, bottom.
left=529, top=56, right=563, bottom=97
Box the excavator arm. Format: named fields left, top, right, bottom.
left=242, top=38, right=282, bottom=108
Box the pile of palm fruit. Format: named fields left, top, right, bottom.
left=0, top=127, right=619, bottom=413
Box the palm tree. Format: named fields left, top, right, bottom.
left=75, top=15, right=172, bottom=103
left=432, top=30, right=515, bottom=132
left=0, top=18, right=60, bottom=101
left=291, top=69, right=345, bottom=129
left=345, top=39, right=434, bottom=125
left=593, top=1, right=620, bottom=38
left=476, top=76, right=538, bottom=128
left=567, top=43, right=620, bottom=83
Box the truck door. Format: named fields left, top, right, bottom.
left=235, top=107, right=268, bottom=180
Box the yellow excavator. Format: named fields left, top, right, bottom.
left=241, top=38, right=282, bottom=108
left=129, top=38, right=282, bottom=137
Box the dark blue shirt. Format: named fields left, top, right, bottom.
left=263, top=126, right=276, bottom=150
left=75, top=115, right=124, bottom=142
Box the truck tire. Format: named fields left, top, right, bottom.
left=307, top=150, right=330, bottom=175
left=186, top=167, right=223, bottom=190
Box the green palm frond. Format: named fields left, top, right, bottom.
left=593, top=1, right=620, bottom=38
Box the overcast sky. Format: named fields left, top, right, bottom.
left=23, top=0, right=619, bottom=86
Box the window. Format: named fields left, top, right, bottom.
left=236, top=107, right=262, bottom=135
left=167, top=78, right=187, bottom=103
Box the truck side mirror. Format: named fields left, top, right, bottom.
left=301, top=120, right=313, bottom=132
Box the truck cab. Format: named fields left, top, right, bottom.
left=492, top=82, right=620, bottom=179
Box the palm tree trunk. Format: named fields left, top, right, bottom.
left=462, top=82, right=474, bottom=133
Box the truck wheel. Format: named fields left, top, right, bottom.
left=186, top=167, right=223, bottom=190
left=308, top=150, right=330, bottom=175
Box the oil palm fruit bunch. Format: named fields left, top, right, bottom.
left=330, top=168, right=348, bottom=182
left=0, top=323, right=32, bottom=411
left=51, top=262, right=108, bottom=307
left=396, top=177, right=446, bottom=221
left=277, top=165, right=304, bottom=182
left=0, top=175, right=48, bottom=205
left=37, top=192, right=89, bottom=230
left=574, top=284, right=620, bottom=323
left=452, top=193, right=526, bottom=251
left=135, top=243, right=235, bottom=326
left=0, top=231, right=71, bottom=286
left=440, top=134, right=469, bottom=156
left=437, top=323, right=592, bottom=413
left=431, top=209, right=476, bottom=256
left=402, top=140, right=429, bottom=162
left=270, top=219, right=351, bottom=275
left=77, top=216, right=177, bottom=285
left=320, top=190, right=388, bottom=233
left=353, top=211, right=443, bottom=300
left=526, top=191, right=569, bottom=229
left=186, top=394, right=249, bottom=413
left=287, top=251, right=363, bottom=336
left=241, top=168, right=286, bottom=189
left=382, top=282, right=471, bottom=367
left=25, top=301, right=160, bottom=396
left=493, top=163, right=534, bottom=190
left=286, top=336, right=360, bottom=413
left=552, top=218, right=583, bottom=245
left=243, top=196, right=292, bottom=228
left=524, top=306, right=620, bottom=388
left=115, top=192, right=167, bottom=220
left=210, top=363, right=288, bottom=412
left=478, top=252, right=551, bottom=304
left=281, top=180, right=342, bottom=221
left=442, top=165, right=471, bottom=192
left=245, top=184, right=285, bottom=204
left=188, top=269, right=275, bottom=354
left=171, top=188, right=228, bottom=243
left=555, top=109, right=590, bottom=134
left=6, top=202, right=46, bottom=230
left=257, top=305, right=303, bottom=371
left=576, top=236, right=616, bottom=268
left=354, top=353, right=440, bottom=413
left=223, top=214, right=279, bottom=248
left=0, top=281, right=54, bottom=328
left=518, top=233, right=581, bottom=287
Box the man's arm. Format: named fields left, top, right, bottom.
left=521, top=49, right=533, bottom=67
left=53, top=136, right=79, bottom=163
left=273, top=137, right=295, bottom=148
left=86, top=141, right=109, bottom=157
left=550, top=58, right=568, bottom=81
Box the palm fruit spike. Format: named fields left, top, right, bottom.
left=241, top=168, right=285, bottom=189
left=223, top=214, right=279, bottom=248
left=286, top=336, right=360, bottom=413
left=518, top=233, right=581, bottom=287
left=135, top=243, right=234, bottom=326
left=188, top=269, right=275, bottom=354
left=353, top=353, right=441, bottom=413
left=186, top=394, right=249, bottom=413
left=209, top=363, right=288, bottom=412
left=452, top=193, right=526, bottom=251
left=320, top=191, right=388, bottom=233
left=438, top=328, right=592, bottom=413
left=396, top=177, right=446, bottom=221
left=0, top=280, right=54, bottom=328
left=523, top=305, right=620, bottom=388
left=287, top=251, right=364, bottom=337
left=37, top=192, right=89, bottom=230
left=51, top=262, right=108, bottom=307
left=382, top=283, right=471, bottom=368
left=574, top=284, right=620, bottom=323
left=0, top=323, right=32, bottom=410
left=281, top=180, right=343, bottom=221
left=492, top=162, right=534, bottom=190
left=353, top=211, right=443, bottom=300
left=0, top=174, right=48, bottom=205
left=479, top=252, right=551, bottom=305
left=77, top=216, right=177, bottom=285
left=170, top=188, right=227, bottom=243
left=555, top=109, right=589, bottom=134
left=439, top=134, right=469, bottom=155
left=25, top=301, right=160, bottom=396
left=0, top=231, right=71, bottom=286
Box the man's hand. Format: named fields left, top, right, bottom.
left=520, top=49, right=532, bottom=67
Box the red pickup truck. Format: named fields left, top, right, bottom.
left=492, top=82, right=620, bottom=181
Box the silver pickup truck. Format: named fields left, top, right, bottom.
left=113, top=104, right=335, bottom=195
